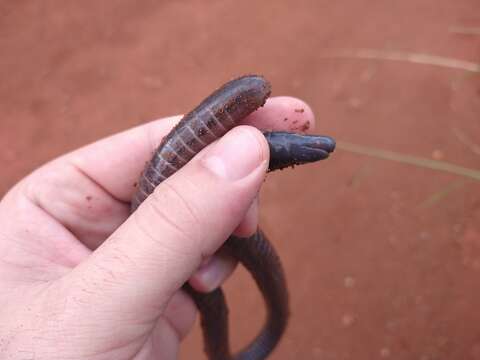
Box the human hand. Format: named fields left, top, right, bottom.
left=0, top=96, right=315, bottom=359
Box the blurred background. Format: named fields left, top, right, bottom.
left=1, top=1, right=479, bottom=359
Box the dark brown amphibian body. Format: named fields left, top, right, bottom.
left=131, top=75, right=335, bottom=360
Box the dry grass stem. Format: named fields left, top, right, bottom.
left=449, top=26, right=480, bottom=36
left=322, top=48, right=480, bottom=73
left=337, top=141, right=480, bottom=181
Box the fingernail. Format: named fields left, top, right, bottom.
left=233, top=196, right=259, bottom=237
left=193, top=256, right=233, bottom=292
left=195, top=263, right=223, bottom=291
left=202, top=127, right=266, bottom=180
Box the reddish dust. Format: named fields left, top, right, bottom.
left=1, top=1, right=480, bottom=359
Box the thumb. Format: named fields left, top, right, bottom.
left=64, top=125, right=268, bottom=325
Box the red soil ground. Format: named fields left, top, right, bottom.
left=1, top=1, right=479, bottom=359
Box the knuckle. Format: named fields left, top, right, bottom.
left=152, top=180, right=202, bottom=230
left=136, top=180, right=204, bottom=254
left=21, top=168, right=53, bottom=202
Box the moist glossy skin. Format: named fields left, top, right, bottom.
left=130, top=75, right=335, bottom=360
left=265, top=131, right=335, bottom=171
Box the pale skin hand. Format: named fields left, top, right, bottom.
left=0, top=97, right=315, bottom=360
